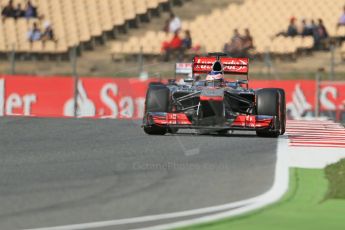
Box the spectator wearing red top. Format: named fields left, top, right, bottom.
left=170, top=32, right=182, bottom=48
left=163, top=31, right=182, bottom=62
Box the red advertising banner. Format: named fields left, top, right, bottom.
left=0, top=75, right=151, bottom=119
left=0, top=75, right=344, bottom=120
left=75, top=78, right=149, bottom=119
left=0, top=75, right=73, bottom=117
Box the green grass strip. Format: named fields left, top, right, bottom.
left=325, top=159, right=345, bottom=200
left=179, top=168, right=345, bottom=230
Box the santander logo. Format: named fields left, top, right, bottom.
left=286, top=84, right=312, bottom=119
left=0, top=78, right=37, bottom=116
left=63, top=81, right=96, bottom=117
left=98, top=83, right=145, bottom=119
left=63, top=80, right=145, bottom=119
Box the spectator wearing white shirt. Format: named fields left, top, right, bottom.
left=27, top=22, right=41, bottom=42
left=337, top=6, right=345, bottom=28
left=42, top=21, right=55, bottom=41
left=168, top=12, right=181, bottom=33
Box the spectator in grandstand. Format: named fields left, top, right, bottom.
left=241, top=28, right=254, bottom=56
left=182, top=30, right=192, bottom=49
left=178, top=30, right=193, bottom=60
left=163, top=18, right=170, bottom=33
left=162, top=31, right=182, bottom=62
left=337, top=6, right=345, bottom=28
left=24, top=0, right=37, bottom=19
left=27, top=22, right=41, bottom=42
left=1, top=0, right=16, bottom=19
left=300, top=19, right=314, bottom=36
left=14, top=3, right=25, bottom=19
left=168, top=12, right=181, bottom=33
left=313, top=18, right=329, bottom=50
left=317, top=19, right=328, bottom=38
left=41, top=21, right=55, bottom=41
left=275, top=17, right=298, bottom=37
left=223, top=29, right=243, bottom=57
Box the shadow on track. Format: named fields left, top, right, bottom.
left=167, top=132, right=258, bottom=138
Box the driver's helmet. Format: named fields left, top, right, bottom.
left=206, top=70, right=224, bottom=87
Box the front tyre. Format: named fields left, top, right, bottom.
left=144, top=126, right=167, bottom=135
left=143, top=84, right=170, bottom=135
left=277, top=89, right=286, bottom=135
left=256, top=88, right=283, bottom=138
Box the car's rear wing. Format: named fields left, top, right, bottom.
left=192, top=56, right=249, bottom=75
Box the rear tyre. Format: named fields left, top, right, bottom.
left=256, top=89, right=281, bottom=138
left=143, top=84, right=170, bottom=135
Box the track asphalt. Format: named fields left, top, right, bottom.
left=0, top=118, right=278, bottom=229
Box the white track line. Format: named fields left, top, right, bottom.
left=24, top=200, right=253, bottom=230
left=132, top=136, right=290, bottom=230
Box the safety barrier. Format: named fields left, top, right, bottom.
left=0, top=75, right=344, bottom=121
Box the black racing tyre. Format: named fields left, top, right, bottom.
left=143, top=84, right=170, bottom=135
left=167, top=127, right=179, bottom=134
left=217, top=129, right=228, bottom=135
left=256, top=89, right=281, bottom=138
left=277, top=89, right=286, bottom=135
left=148, top=82, right=165, bottom=87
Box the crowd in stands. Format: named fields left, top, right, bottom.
left=274, top=17, right=329, bottom=50
left=1, top=0, right=37, bottom=20
left=27, top=20, right=55, bottom=42
left=223, top=28, right=254, bottom=57
left=161, top=11, right=199, bottom=61
left=1, top=0, right=55, bottom=43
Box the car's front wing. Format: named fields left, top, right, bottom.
left=143, top=112, right=277, bottom=131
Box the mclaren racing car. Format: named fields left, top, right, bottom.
left=142, top=53, right=286, bottom=137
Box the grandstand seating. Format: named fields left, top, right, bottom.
left=111, top=0, right=345, bottom=58
left=0, top=0, right=170, bottom=55
left=341, top=42, right=345, bottom=61
left=1, top=0, right=344, bottom=59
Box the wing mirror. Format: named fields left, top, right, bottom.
left=184, top=78, right=194, bottom=83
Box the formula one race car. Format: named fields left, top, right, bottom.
left=142, top=53, right=286, bottom=137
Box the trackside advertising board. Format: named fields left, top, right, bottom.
left=0, top=76, right=148, bottom=119
left=0, top=75, right=344, bottom=120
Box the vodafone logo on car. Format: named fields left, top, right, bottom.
left=0, top=78, right=37, bottom=116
